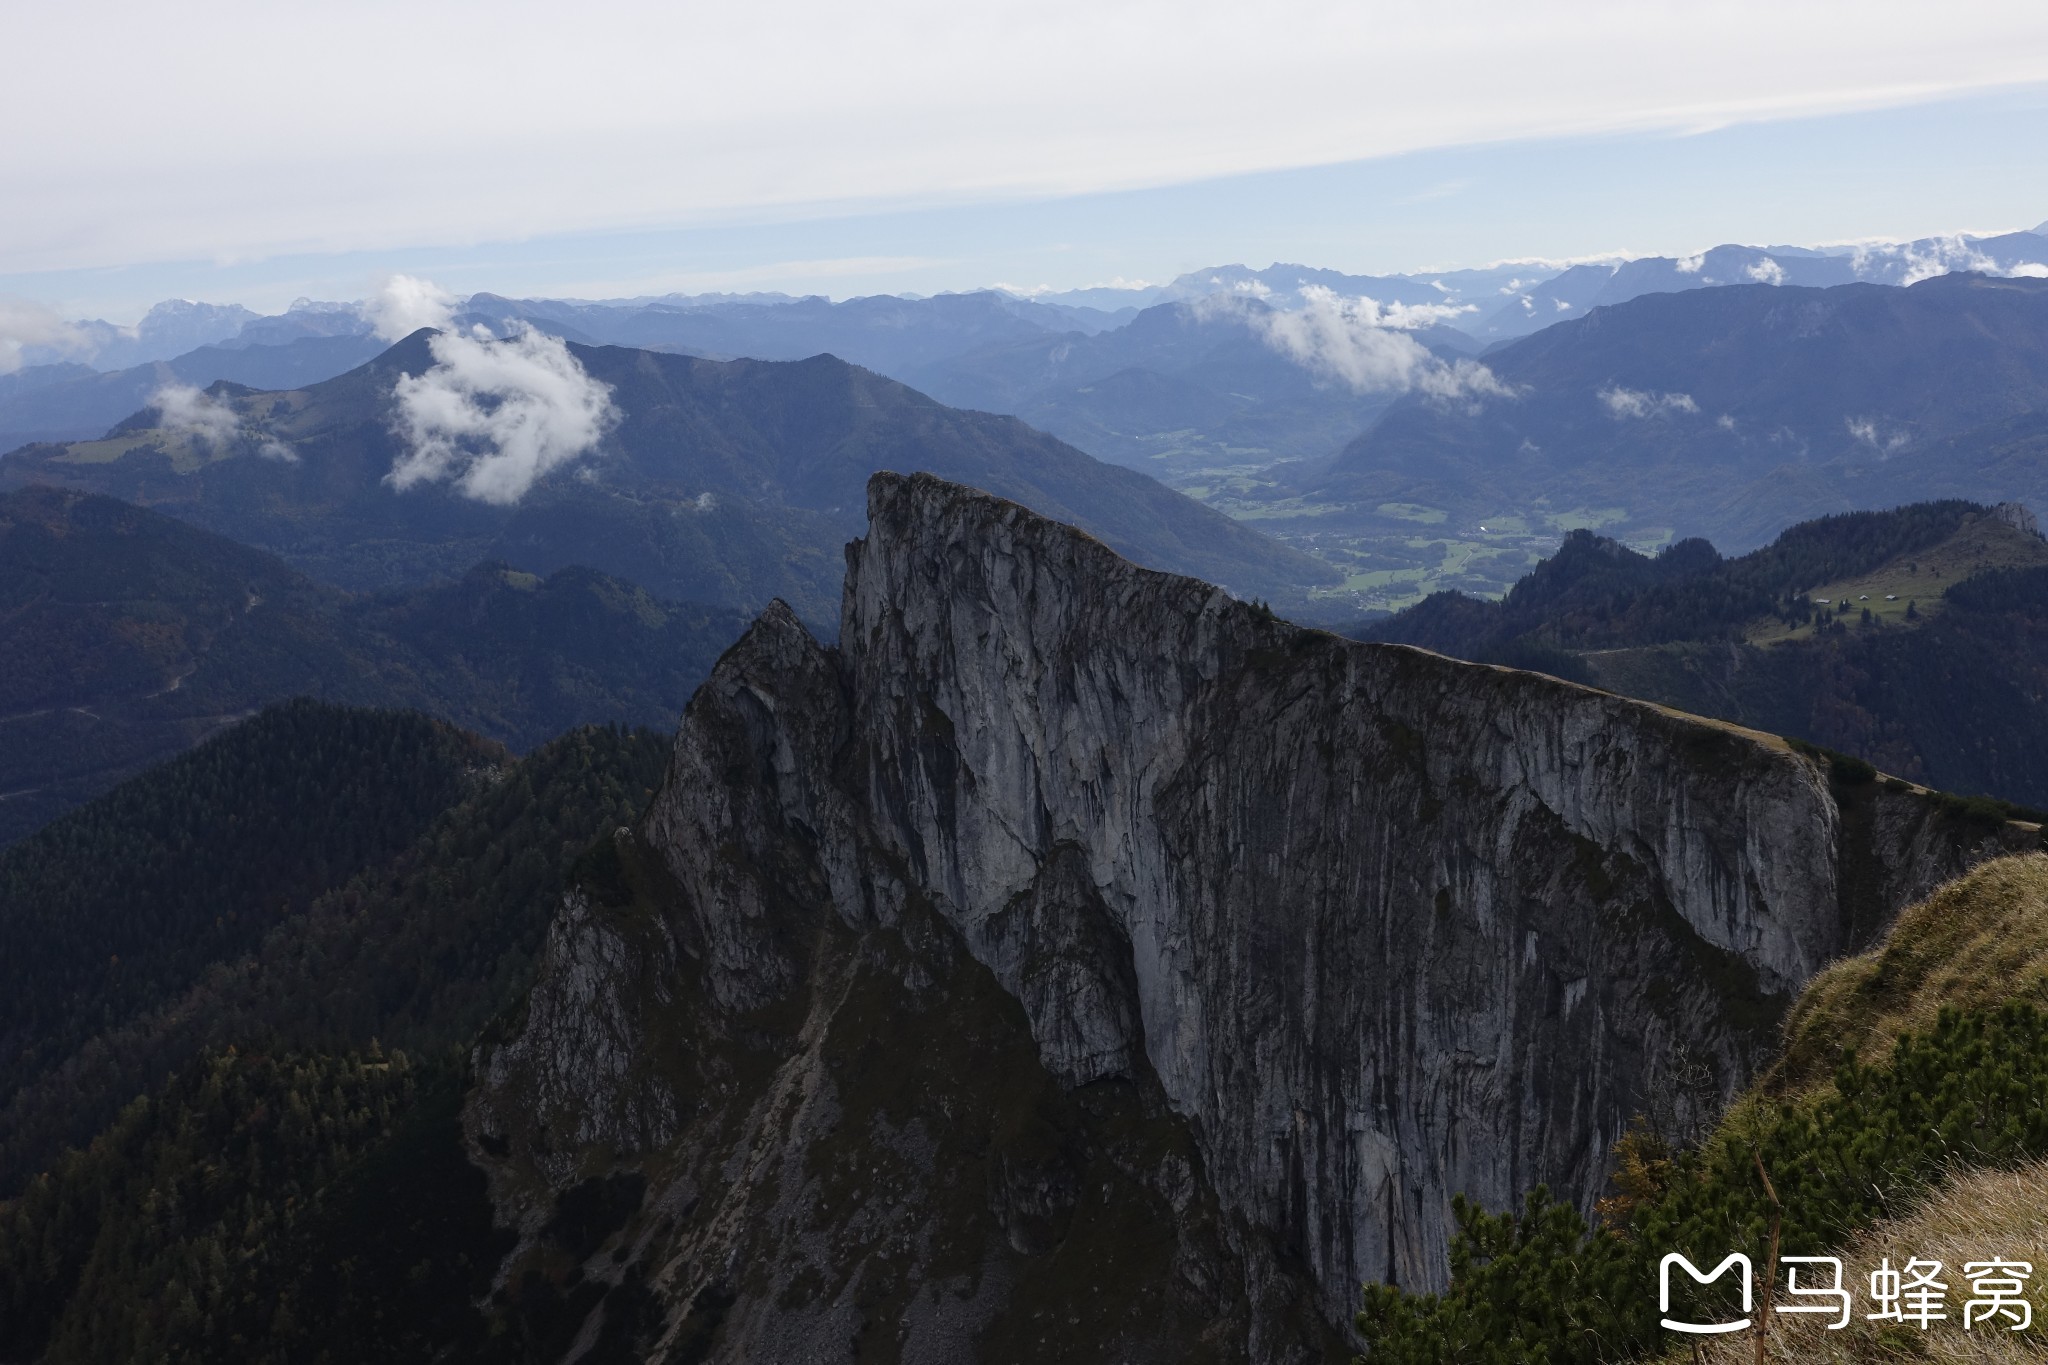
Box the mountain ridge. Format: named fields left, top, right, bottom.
left=1357, top=497, right=2048, bottom=807
left=2, top=333, right=1338, bottom=619
left=1309, top=273, right=2048, bottom=555
left=468, top=471, right=2032, bottom=1359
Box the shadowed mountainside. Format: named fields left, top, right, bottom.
left=1358, top=499, right=2048, bottom=807
left=0, top=485, right=747, bottom=842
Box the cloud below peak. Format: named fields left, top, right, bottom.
left=152, top=382, right=242, bottom=446
left=387, top=324, right=617, bottom=505
left=0, top=297, right=93, bottom=374
left=1599, top=385, right=1698, bottom=419
left=1211, top=286, right=1514, bottom=403
left=150, top=382, right=298, bottom=459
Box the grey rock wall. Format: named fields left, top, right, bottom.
left=473, top=471, right=2029, bottom=1360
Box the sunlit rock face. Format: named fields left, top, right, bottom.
left=472, top=472, right=2023, bottom=1363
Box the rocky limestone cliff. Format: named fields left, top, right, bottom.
left=469, top=472, right=2032, bottom=1363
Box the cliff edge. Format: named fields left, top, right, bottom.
left=470, top=472, right=2030, bottom=1363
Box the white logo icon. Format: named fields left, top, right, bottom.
left=1660, top=1253, right=1753, bottom=1335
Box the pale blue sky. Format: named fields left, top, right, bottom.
left=11, top=84, right=2048, bottom=323
left=6, top=0, right=2048, bottom=322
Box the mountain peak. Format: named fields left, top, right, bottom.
left=469, top=472, right=2028, bottom=1356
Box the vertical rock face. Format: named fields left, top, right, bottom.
left=472, top=472, right=2029, bottom=1362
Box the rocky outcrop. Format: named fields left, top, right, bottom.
left=471, top=472, right=2032, bottom=1363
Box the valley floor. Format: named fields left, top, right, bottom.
left=1153, top=452, right=1669, bottom=614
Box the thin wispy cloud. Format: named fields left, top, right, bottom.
left=1396, top=179, right=1472, bottom=205
left=151, top=382, right=242, bottom=446
left=6, top=2, right=2048, bottom=277
left=1600, top=385, right=1698, bottom=418
left=519, top=256, right=947, bottom=303
left=148, top=381, right=298, bottom=459
left=0, top=297, right=92, bottom=373
left=1846, top=415, right=1911, bottom=454
left=994, top=275, right=1162, bottom=297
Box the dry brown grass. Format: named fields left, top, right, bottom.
left=1655, top=1158, right=2048, bottom=1362
left=1649, top=856, right=2048, bottom=1362
left=1769, top=855, right=2048, bottom=1097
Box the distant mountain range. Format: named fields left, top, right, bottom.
left=16, top=298, right=259, bottom=371
left=9, top=223, right=2048, bottom=620
left=14, top=221, right=2044, bottom=452
left=902, top=295, right=1477, bottom=471
left=1466, top=228, right=2048, bottom=340
left=0, top=334, right=387, bottom=452
left=1308, top=273, right=2048, bottom=555
left=1, top=334, right=1336, bottom=621
left=1003, top=228, right=2048, bottom=337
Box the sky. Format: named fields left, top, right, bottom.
left=6, top=0, right=2048, bottom=321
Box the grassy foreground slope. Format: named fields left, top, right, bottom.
left=1356, top=852, right=2048, bottom=1364
left=1770, top=855, right=2048, bottom=1096
left=1661, top=1158, right=2048, bottom=1362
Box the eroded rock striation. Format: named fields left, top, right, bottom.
left=471, top=472, right=2029, bottom=1363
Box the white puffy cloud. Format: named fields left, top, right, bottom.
left=151, top=382, right=243, bottom=447
left=387, top=324, right=617, bottom=505
left=1211, top=286, right=1513, bottom=403
left=0, top=297, right=93, bottom=374
left=1599, top=385, right=1698, bottom=419
left=1744, top=257, right=1787, bottom=285
left=366, top=274, right=458, bottom=342
left=1675, top=253, right=1706, bottom=274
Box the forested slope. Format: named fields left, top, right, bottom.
left=0, top=704, right=669, bottom=1365
left=0, top=484, right=743, bottom=842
